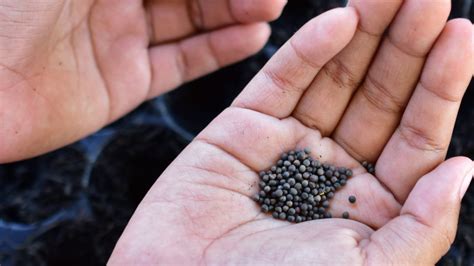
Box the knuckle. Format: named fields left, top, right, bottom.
left=323, top=57, right=360, bottom=90
left=361, top=75, right=405, bottom=114
left=398, top=122, right=447, bottom=152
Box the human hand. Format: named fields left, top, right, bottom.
left=109, top=1, right=473, bottom=265
left=0, top=0, right=286, bottom=162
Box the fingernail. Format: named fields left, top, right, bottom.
left=459, top=163, right=474, bottom=199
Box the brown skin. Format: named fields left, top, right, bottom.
left=0, top=0, right=286, bottom=162
left=110, top=3, right=473, bottom=265
left=1, top=1, right=473, bottom=265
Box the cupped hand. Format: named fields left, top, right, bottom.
left=0, top=0, right=286, bottom=162
left=109, top=1, right=473, bottom=265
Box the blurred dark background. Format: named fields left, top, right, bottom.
left=1, top=0, right=473, bottom=265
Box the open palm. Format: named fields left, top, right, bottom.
left=0, top=0, right=286, bottom=162
left=110, top=1, right=474, bottom=265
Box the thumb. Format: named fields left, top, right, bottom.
left=365, top=157, right=473, bottom=265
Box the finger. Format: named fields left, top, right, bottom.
left=293, top=0, right=403, bottom=135
left=364, top=157, right=473, bottom=265
left=147, top=23, right=270, bottom=99
left=146, top=0, right=287, bottom=44
left=232, top=7, right=358, bottom=118
left=333, top=0, right=451, bottom=161
left=376, top=20, right=473, bottom=202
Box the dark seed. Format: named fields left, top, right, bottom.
left=299, top=165, right=307, bottom=172
left=283, top=205, right=289, bottom=212
left=286, top=194, right=293, bottom=201
left=342, top=212, right=349, bottom=219
left=348, top=195, right=356, bottom=203
left=325, top=170, right=333, bottom=177
left=262, top=205, right=269, bottom=212
left=288, top=208, right=296, bottom=215
left=295, top=173, right=303, bottom=181
left=322, top=200, right=329, bottom=208
left=279, top=213, right=286, bottom=220
left=293, top=160, right=301, bottom=166
left=289, top=188, right=298, bottom=195
left=302, top=180, right=309, bottom=187
left=296, top=216, right=303, bottom=223
left=288, top=155, right=295, bottom=161
left=304, top=147, right=311, bottom=154
left=287, top=216, right=296, bottom=222
left=288, top=178, right=296, bottom=186
left=272, top=212, right=279, bottom=218
left=274, top=190, right=283, bottom=197
left=288, top=165, right=296, bottom=172
left=317, top=168, right=325, bottom=176
left=294, top=183, right=302, bottom=190
left=275, top=207, right=282, bottom=213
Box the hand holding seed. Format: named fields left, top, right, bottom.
left=110, top=1, right=473, bottom=265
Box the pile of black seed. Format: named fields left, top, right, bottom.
left=254, top=148, right=353, bottom=223
left=362, top=161, right=375, bottom=174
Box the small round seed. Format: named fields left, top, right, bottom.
left=299, top=165, right=307, bottom=172
left=274, top=190, right=283, bottom=197
left=342, top=212, right=350, bottom=219
left=348, top=195, right=356, bottom=203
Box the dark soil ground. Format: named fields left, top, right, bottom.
left=0, top=1, right=472, bottom=265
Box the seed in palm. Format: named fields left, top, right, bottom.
left=254, top=148, right=354, bottom=223
left=362, top=161, right=375, bottom=174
